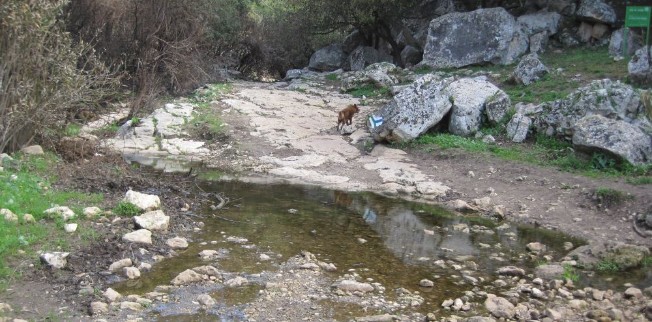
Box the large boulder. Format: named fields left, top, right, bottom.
left=309, top=44, right=345, bottom=72
left=568, top=242, right=650, bottom=270
left=609, top=28, right=642, bottom=58
left=517, top=11, right=561, bottom=37
left=370, top=74, right=454, bottom=143
left=576, top=0, right=616, bottom=25
left=517, top=12, right=561, bottom=53
left=348, top=46, right=392, bottom=71
left=422, top=8, right=528, bottom=68
left=447, top=77, right=511, bottom=136
left=628, top=46, right=652, bottom=86
left=533, top=79, right=652, bottom=139
left=573, top=115, right=652, bottom=165
left=370, top=75, right=510, bottom=142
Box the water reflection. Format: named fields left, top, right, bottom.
left=116, top=181, right=595, bottom=313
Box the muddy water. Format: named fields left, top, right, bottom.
left=113, top=181, right=598, bottom=310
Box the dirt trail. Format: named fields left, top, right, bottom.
left=208, top=80, right=651, bottom=247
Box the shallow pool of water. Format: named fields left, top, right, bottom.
left=113, top=180, right=649, bottom=318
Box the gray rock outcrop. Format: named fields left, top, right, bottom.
left=609, top=28, right=642, bottom=58
left=371, top=75, right=510, bottom=142
left=568, top=242, right=651, bottom=270
left=348, top=46, right=392, bottom=71
left=507, top=113, right=532, bottom=143
left=422, top=8, right=528, bottom=68
left=576, top=0, right=616, bottom=25
left=447, top=77, right=511, bottom=136
left=309, top=44, right=345, bottom=72
left=533, top=79, right=652, bottom=140
left=628, top=46, right=652, bottom=86
left=573, top=115, right=652, bottom=165
left=370, top=74, right=453, bottom=143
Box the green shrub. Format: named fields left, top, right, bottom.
left=0, top=0, right=119, bottom=153
left=113, top=201, right=142, bottom=217
left=561, top=264, right=580, bottom=282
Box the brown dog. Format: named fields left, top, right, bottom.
left=337, top=104, right=359, bottom=131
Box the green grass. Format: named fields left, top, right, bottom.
left=186, top=83, right=231, bottom=140
left=596, top=260, right=621, bottom=273
left=561, top=264, right=580, bottom=282
left=594, top=187, right=631, bottom=207
left=113, top=201, right=142, bottom=217
left=0, top=154, right=103, bottom=286
left=325, top=73, right=339, bottom=81
left=642, top=256, right=652, bottom=267
left=345, top=84, right=391, bottom=98
left=411, top=132, right=651, bottom=181
left=64, top=123, right=82, bottom=137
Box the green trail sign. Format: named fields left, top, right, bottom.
left=626, top=6, right=651, bottom=27
left=624, top=6, right=651, bottom=56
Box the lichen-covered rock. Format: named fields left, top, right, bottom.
left=576, top=0, right=616, bottom=25
left=533, top=79, right=652, bottom=140
left=609, top=28, right=642, bottom=58
left=348, top=46, right=392, bottom=71
left=512, top=53, right=548, bottom=85
left=506, top=113, right=532, bottom=143
left=447, top=77, right=510, bottom=136
left=484, top=295, right=516, bottom=319
left=573, top=114, right=652, bottom=165
left=423, top=8, right=528, bottom=68
left=628, top=46, right=652, bottom=86
left=568, top=242, right=651, bottom=270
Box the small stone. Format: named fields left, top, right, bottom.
left=22, top=213, right=35, bottom=223
left=526, top=242, right=547, bottom=253
left=624, top=287, right=643, bottom=299
left=592, top=289, right=605, bottom=301
left=441, top=299, right=454, bottom=308
left=122, top=229, right=152, bottom=244
left=64, top=223, right=78, bottom=233
left=166, top=237, right=189, bottom=249
left=44, top=206, right=75, bottom=221
left=225, top=276, right=249, bottom=287
left=123, top=266, right=141, bottom=279
left=287, top=208, right=299, bottom=214
left=83, top=207, right=102, bottom=218
left=1, top=209, right=18, bottom=222
left=334, top=280, right=374, bottom=293
left=134, top=210, right=169, bottom=231
left=124, top=190, right=160, bottom=211
left=467, top=171, right=475, bottom=178
left=90, top=301, right=108, bottom=315
left=103, top=288, right=122, bottom=302
left=496, top=266, right=525, bottom=277
left=0, top=303, right=13, bottom=313
left=171, top=269, right=204, bottom=286
left=419, top=279, right=435, bottom=287
left=120, top=301, right=143, bottom=311
left=40, top=252, right=70, bottom=269
left=21, top=145, right=44, bottom=155
left=259, top=254, right=271, bottom=261
left=197, top=294, right=216, bottom=306
left=109, top=258, right=133, bottom=272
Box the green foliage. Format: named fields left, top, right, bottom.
left=590, top=153, right=616, bottom=171
left=596, top=260, right=621, bottom=273
left=561, top=264, right=580, bottom=282
left=626, top=176, right=652, bottom=185
left=1, top=0, right=120, bottom=153
left=113, top=201, right=142, bottom=217
left=325, top=74, right=339, bottom=81
left=64, top=124, right=82, bottom=137
left=642, top=256, right=652, bottom=267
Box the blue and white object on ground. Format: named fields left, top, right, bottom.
left=368, top=115, right=384, bottom=129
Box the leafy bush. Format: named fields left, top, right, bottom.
left=0, top=0, right=119, bottom=153
left=113, top=201, right=142, bottom=217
